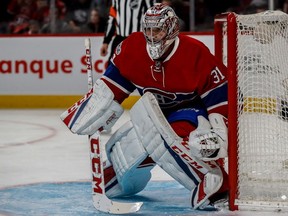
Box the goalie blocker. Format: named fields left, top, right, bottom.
left=60, top=79, right=124, bottom=135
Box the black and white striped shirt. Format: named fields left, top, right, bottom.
left=103, top=0, right=155, bottom=44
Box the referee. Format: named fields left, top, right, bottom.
left=100, top=0, right=155, bottom=62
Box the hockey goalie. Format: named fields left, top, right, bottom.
left=60, top=3, right=229, bottom=210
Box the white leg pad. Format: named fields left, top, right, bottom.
left=190, top=163, right=223, bottom=209
left=130, top=92, right=216, bottom=190
left=105, top=121, right=154, bottom=197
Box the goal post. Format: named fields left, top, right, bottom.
left=214, top=11, right=288, bottom=211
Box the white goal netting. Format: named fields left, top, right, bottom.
left=223, top=11, right=288, bottom=210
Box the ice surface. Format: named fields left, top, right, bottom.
left=0, top=110, right=286, bottom=215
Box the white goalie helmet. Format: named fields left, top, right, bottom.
left=142, top=3, right=180, bottom=60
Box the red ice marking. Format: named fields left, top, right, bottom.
left=0, top=120, right=57, bottom=149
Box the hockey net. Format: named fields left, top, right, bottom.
left=214, top=11, right=288, bottom=211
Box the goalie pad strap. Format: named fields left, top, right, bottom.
left=60, top=79, right=124, bottom=135
left=130, top=92, right=216, bottom=190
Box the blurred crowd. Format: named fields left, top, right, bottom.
left=0, top=0, right=287, bottom=34
left=0, top=0, right=108, bottom=34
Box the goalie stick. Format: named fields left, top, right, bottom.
left=84, top=38, right=143, bottom=214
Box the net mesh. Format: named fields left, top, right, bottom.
left=224, top=11, right=288, bottom=208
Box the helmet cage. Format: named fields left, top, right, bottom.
left=142, top=4, right=179, bottom=59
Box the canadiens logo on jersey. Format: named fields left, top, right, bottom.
left=142, top=87, right=197, bottom=109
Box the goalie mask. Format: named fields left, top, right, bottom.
left=142, top=3, right=179, bottom=60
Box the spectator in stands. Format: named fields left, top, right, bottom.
left=280, top=0, right=288, bottom=13
left=7, top=0, right=37, bottom=33
left=90, top=0, right=110, bottom=18
left=37, top=0, right=66, bottom=25
left=26, top=19, right=40, bottom=34
left=81, top=8, right=106, bottom=33
left=62, top=0, right=91, bottom=33
left=100, top=0, right=155, bottom=63
left=31, top=0, right=50, bottom=26
left=7, top=0, right=37, bottom=20
left=66, top=11, right=88, bottom=33
left=8, top=14, right=30, bottom=34
left=40, top=7, right=70, bottom=33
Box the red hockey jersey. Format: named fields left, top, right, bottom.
left=102, top=32, right=227, bottom=117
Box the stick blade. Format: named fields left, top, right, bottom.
left=93, top=195, right=143, bottom=214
